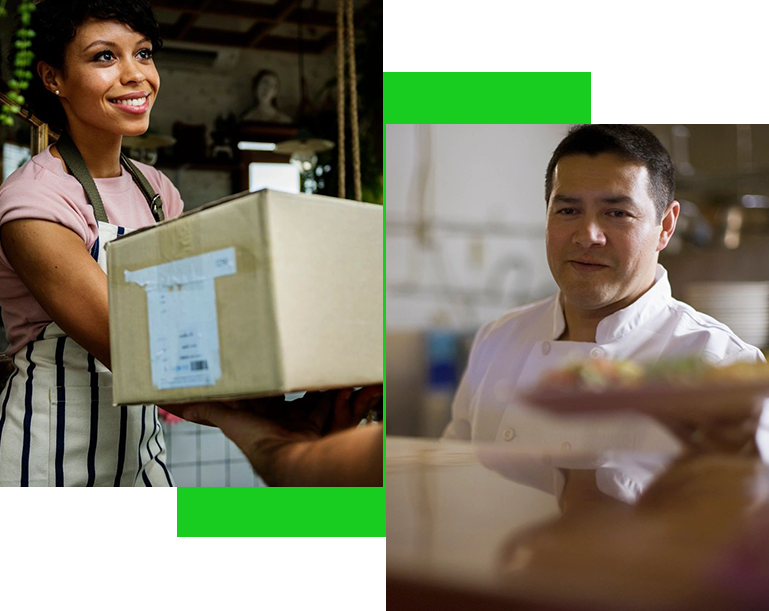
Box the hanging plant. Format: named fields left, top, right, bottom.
left=0, top=0, right=37, bottom=127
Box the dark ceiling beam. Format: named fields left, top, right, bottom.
left=259, top=34, right=325, bottom=54
left=152, top=0, right=338, bottom=29
left=284, top=8, right=336, bottom=28
left=245, top=23, right=271, bottom=49
left=246, top=0, right=300, bottom=48
left=318, top=31, right=336, bottom=54
left=172, top=13, right=198, bottom=40
left=159, top=23, right=328, bottom=54
left=168, top=0, right=214, bottom=39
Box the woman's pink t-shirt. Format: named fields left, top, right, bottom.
left=0, top=145, right=184, bottom=355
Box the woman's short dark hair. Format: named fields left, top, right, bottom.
left=21, top=0, right=163, bottom=131
left=544, top=124, right=676, bottom=223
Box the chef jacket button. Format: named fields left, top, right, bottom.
left=541, top=341, right=551, bottom=355
left=503, top=428, right=516, bottom=442
left=590, top=347, right=604, bottom=359
left=561, top=442, right=571, bottom=451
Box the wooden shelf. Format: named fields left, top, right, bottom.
left=157, top=160, right=240, bottom=172
left=238, top=122, right=299, bottom=142
left=157, top=150, right=292, bottom=172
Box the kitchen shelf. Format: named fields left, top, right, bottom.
left=156, top=160, right=240, bottom=172
left=676, top=167, right=769, bottom=194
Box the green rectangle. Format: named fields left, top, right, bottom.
left=383, top=72, right=769, bottom=124
left=177, top=488, right=385, bottom=611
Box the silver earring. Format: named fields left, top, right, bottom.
left=55, top=90, right=60, bottom=95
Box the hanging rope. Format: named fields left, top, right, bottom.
left=335, top=0, right=346, bottom=199
left=336, top=0, right=362, bottom=201
left=345, top=0, right=362, bottom=202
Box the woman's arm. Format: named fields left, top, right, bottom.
left=1, top=219, right=111, bottom=368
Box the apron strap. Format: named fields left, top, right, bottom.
left=55, top=132, right=166, bottom=224
left=119, top=154, right=165, bottom=222
left=55, top=132, right=110, bottom=224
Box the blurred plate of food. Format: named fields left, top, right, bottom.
left=521, top=357, right=769, bottom=423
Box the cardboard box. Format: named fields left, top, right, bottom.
left=107, top=189, right=383, bottom=406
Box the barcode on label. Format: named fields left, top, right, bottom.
left=190, top=360, right=208, bottom=371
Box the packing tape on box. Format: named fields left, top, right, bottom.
left=125, top=247, right=237, bottom=390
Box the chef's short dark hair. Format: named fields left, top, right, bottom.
left=545, top=124, right=676, bottom=223
left=21, top=0, right=163, bottom=131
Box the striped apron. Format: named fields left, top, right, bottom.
left=0, top=221, right=174, bottom=486
left=0, top=133, right=173, bottom=486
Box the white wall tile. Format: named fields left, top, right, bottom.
left=229, top=460, right=257, bottom=488
left=200, top=430, right=227, bottom=463
left=200, top=463, right=227, bottom=487
left=170, top=464, right=198, bottom=488
left=166, top=429, right=198, bottom=465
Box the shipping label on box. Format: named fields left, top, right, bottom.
left=107, top=190, right=383, bottom=406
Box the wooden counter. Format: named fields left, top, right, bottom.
left=387, top=436, right=769, bottom=610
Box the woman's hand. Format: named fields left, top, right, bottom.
left=167, top=386, right=383, bottom=485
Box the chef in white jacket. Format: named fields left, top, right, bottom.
left=443, top=124, right=765, bottom=503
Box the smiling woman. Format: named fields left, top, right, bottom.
left=32, top=14, right=160, bottom=176
left=25, top=0, right=162, bottom=139
left=0, top=0, right=184, bottom=487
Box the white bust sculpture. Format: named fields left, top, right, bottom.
left=241, top=70, right=292, bottom=124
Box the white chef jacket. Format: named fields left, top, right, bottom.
left=444, top=265, right=766, bottom=502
